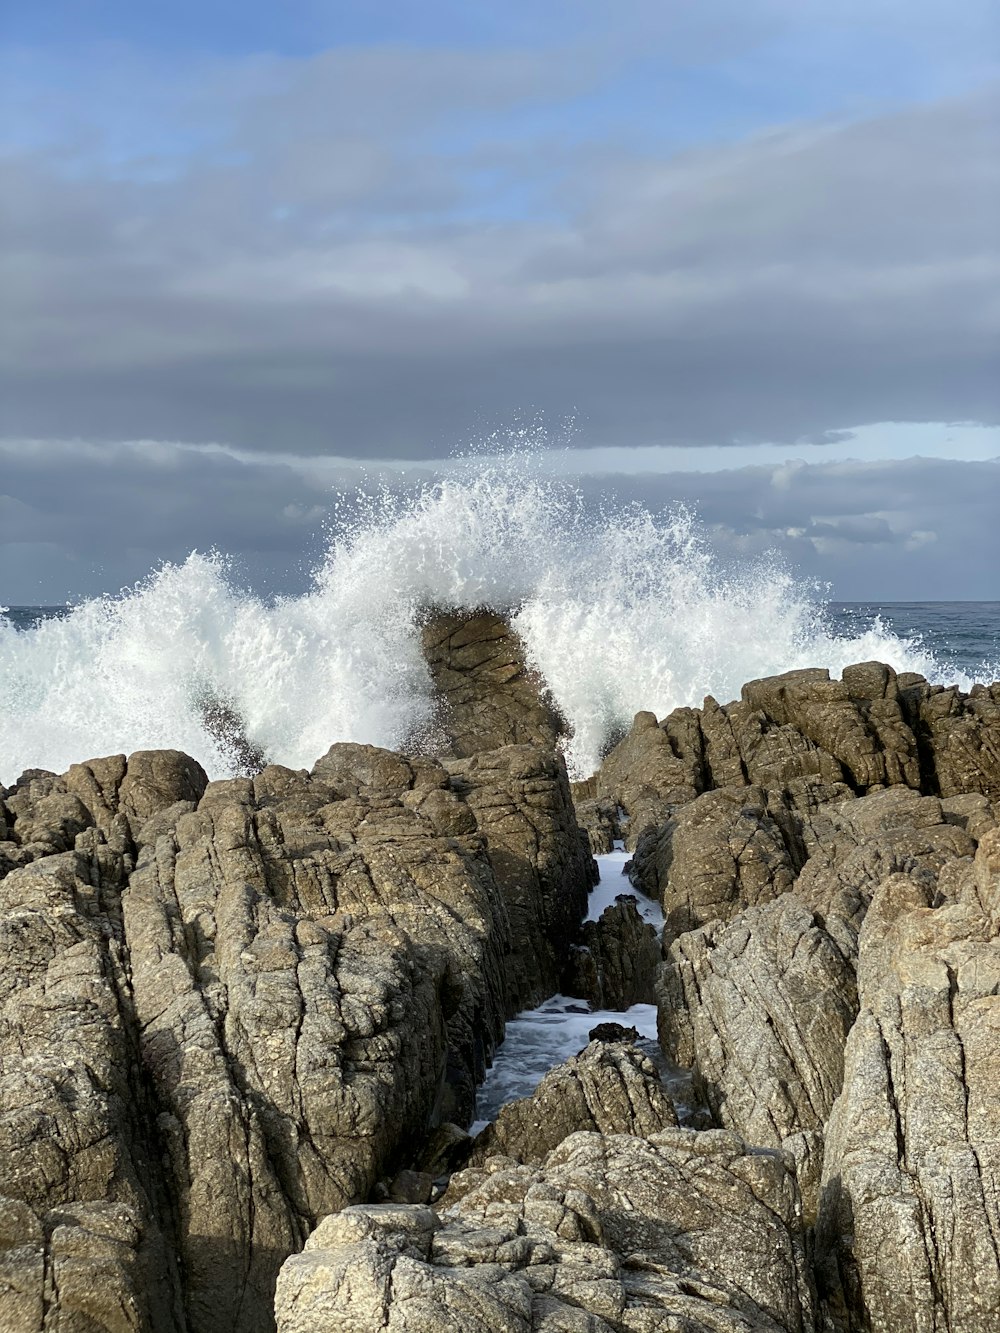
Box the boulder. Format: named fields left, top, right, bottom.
left=276, top=1129, right=817, bottom=1333
left=446, top=746, right=597, bottom=1006
left=468, top=1040, right=677, bottom=1166
left=566, top=896, right=661, bottom=1010
left=630, top=784, right=798, bottom=939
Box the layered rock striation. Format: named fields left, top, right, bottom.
left=0, top=740, right=591, bottom=1330
left=2, top=656, right=999, bottom=1332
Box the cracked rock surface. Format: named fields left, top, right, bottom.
left=4, top=658, right=1000, bottom=1333
left=468, top=1039, right=677, bottom=1166
left=0, top=741, right=591, bottom=1331
left=276, top=1128, right=816, bottom=1333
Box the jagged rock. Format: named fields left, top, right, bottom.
left=468, top=1041, right=677, bottom=1166
left=0, top=1198, right=160, bottom=1333
left=276, top=1129, right=817, bottom=1332
left=0, top=750, right=208, bottom=871
left=588, top=1021, right=639, bottom=1043
left=0, top=741, right=593, bottom=1332
left=447, top=746, right=597, bottom=1006
left=909, top=680, right=1000, bottom=799
left=814, top=831, right=1000, bottom=1332
left=655, top=785, right=987, bottom=1220
left=737, top=665, right=920, bottom=791
left=658, top=893, right=857, bottom=1220
left=630, top=784, right=798, bottom=939
left=577, top=666, right=1000, bottom=842
left=566, top=897, right=660, bottom=1009
left=0, top=845, right=187, bottom=1329
left=571, top=795, right=619, bottom=854
left=572, top=709, right=705, bottom=849
left=420, top=610, right=565, bottom=757
left=793, top=785, right=979, bottom=960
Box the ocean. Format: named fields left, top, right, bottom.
left=2, top=472, right=997, bottom=785
left=5, top=600, right=997, bottom=676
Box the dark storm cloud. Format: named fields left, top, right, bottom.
left=2, top=54, right=997, bottom=454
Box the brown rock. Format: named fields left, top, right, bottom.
left=468, top=1040, right=677, bottom=1166
left=420, top=610, right=565, bottom=757
left=276, top=1129, right=817, bottom=1332
left=817, top=834, right=1000, bottom=1331
left=630, top=784, right=798, bottom=939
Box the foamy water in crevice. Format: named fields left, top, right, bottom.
left=0, top=465, right=982, bottom=785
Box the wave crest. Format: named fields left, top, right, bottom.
left=0, top=463, right=969, bottom=784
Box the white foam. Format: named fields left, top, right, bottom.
left=587, top=850, right=664, bottom=929
left=469, top=994, right=659, bottom=1133
left=0, top=461, right=976, bottom=785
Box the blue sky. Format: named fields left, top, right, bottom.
left=1, top=1, right=998, bottom=600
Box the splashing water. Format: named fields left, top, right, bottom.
left=0, top=465, right=981, bottom=785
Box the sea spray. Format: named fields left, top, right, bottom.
left=0, top=462, right=972, bottom=784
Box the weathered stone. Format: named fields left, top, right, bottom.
left=658, top=893, right=857, bottom=1219
left=468, top=1041, right=677, bottom=1166
left=0, top=740, right=594, bottom=1332
left=566, top=897, right=660, bottom=1010
left=584, top=708, right=705, bottom=848
left=447, top=746, right=596, bottom=1006
left=817, top=832, right=1000, bottom=1332
left=911, top=680, right=1000, bottom=799
left=630, top=784, right=798, bottom=939
left=277, top=1129, right=816, bottom=1332
left=420, top=610, right=565, bottom=757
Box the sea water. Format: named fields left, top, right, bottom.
left=2, top=467, right=997, bottom=786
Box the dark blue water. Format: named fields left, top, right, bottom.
left=5, top=600, right=999, bottom=679
left=827, top=602, right=998, bottom=679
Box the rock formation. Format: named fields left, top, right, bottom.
left=468, top=1039, right=677, bottom=1166
left=566, top=897, right=661, bottom=1009
left=575, top=664, right=1000, bottom=848
left=276, top=1129, right=816, bottom=1333
left=0, top=740, right=592, bottom=1330
left=2, top=656, right=1000, bottom=1332
left=420, top=610, right=565, bottom=757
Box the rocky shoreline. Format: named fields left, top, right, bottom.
left=2, top=617, right=999, bottom=1331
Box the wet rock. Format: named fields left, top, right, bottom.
left=570, top=795, right=619, bottom=854
left=276, top=1128, right=816, bottom=1332
left=447, top=745, right=596, bottom=1006
left=566, top=897, right=661, bottom=1009
left=420, top=610, right=565, bottom=757
left=588, top=1021, right=639, bottom=1043
left=468, top=1040, right=677, bottom=1166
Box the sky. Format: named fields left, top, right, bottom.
left=1, top=0, right=998, bottom=602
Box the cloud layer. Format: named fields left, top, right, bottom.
left=2, top=36, right=998, bottom=456
left=1, top=439, right=995, bottom=602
